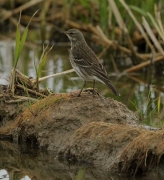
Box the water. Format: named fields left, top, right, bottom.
left=0, top=141, right=104, bottom=180
left=0, top=141, right=163, bottom=180
left=0, top=141, right=129, bottom=180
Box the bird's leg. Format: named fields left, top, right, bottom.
left=93, top=80, right=95, bottom=92
left=92, top=80, right=99, bottom=96
left=77, top=80, right=86, bottom=97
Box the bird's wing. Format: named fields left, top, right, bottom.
left=73, top=58, right=92, bottom=67
left=72, top=44, right=98, bottom=67
left=91, top=63, right=111, bottom=82
left=73, top=46, right=111, bottom=82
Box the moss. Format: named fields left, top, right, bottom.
left=32, top=95, right=64, bottom=112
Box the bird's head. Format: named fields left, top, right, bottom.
left=63, top=29, right=85, bottom=43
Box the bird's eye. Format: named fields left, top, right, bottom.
left=69, top=32, right=74, bottom=35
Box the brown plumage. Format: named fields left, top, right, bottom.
left=63, top=29, right=120, bottom=97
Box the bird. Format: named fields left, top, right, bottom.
left=63, top=29, right=120, bottom=97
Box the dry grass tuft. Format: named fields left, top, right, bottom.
left=120, top=129, right=164, bottom=174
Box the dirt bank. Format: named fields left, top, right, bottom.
left=1, top=91, right=164, bottom=175
left=0, top=92, right=138, bottom=141
left=60, top=121, right=164, bottom=175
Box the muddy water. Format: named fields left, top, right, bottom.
left=0, top=141, right=163, bottom=180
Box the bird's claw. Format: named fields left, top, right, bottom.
left=83, top=88, right=100, bottom=96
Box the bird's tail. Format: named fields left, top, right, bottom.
left=104, top=80, right=120, bottom=96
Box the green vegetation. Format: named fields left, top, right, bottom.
left=76, top=168, right=85, bottom=180
left=11, top=14, right=29, bottom=94
left=35, top=45, right=53, bottom=91
left=65, top=0, right=162, bottom=33
left=130, top=88, right=164, bottom=127
left=10, top=11, right=38, bottom=94
left=1, top=0, right=162, bottom=35
left=14, top=19, right=28, bottom=69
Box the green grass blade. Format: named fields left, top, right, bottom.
left=157, top=96, right=161, bottom=115
left=37, top=45, right=53, bottom=78
left=37, top=45, right=48, bottom=78
left=18, top=26, right=28, bottom=60
left=129, top=99, right=138, bottom=110
left=78, top=0, right=90, bottom=8
left=38, top=53, right=47, bottom=78
left=14, top=25, right=21, bottom=68
left=129, top=5, right=148, bottom=17
left=13, top=10, right=39, bottom=69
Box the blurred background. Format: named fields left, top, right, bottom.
left=0, top=0, right=164, bottom=127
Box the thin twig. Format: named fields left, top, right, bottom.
left=142, top=17, right=164, bottom=55
left=124, top=55, right=164, bottom=73
left=108, top=0, right=140, bottom=60
left=96, top=26, right=112, bottom=46
left=148, top=13, right=164, bottom=42
left=1, top=0, right=43, bottom=22
left=108, top=0, right=127, bottom=32
left=16, top=84, right=47, bottom=98
left=32, top=69, right=75, bottom=84
left=14, top=95, right=38, bottom=102
left=119, top=0, right=155, bottom=53
left=110, top=55, right=120, bottom=73
left=5, top=95, right=38, bottom=104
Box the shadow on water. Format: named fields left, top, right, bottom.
left=0, top=141, right=123, bottom=180
left=0, top=141, right=163, bottom=180
left=0, top=40, right=164, bottom=128
left=0, top=140, right=104, bottom=180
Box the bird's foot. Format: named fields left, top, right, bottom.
left=70, top=88, right=99, bottom=97
left=84, top=88, right=99, bottom=96
left=70, top=92, right=80, bottom=97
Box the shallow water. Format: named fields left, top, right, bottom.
left=0, top=141, right=105, bottom=180
left=0, top=141, right=163, bottom=180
